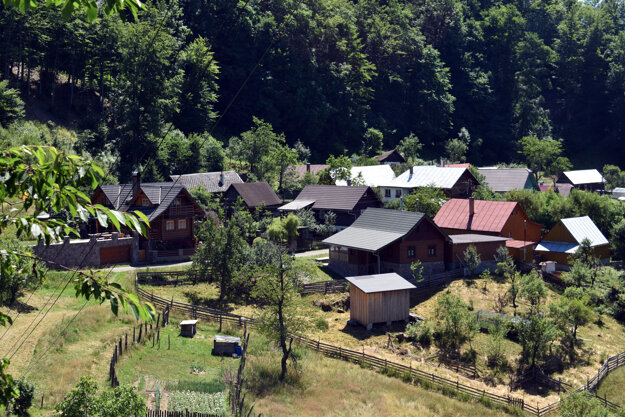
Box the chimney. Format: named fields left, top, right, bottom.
left=218, top=171, right=224, bottom=188
left=409, top=166, right=414, bottom=175
left=468, top=197, right=475, bottom=217
left=132, top=171, right=140, bottom=196
left=440, top=157, right=443, bottom=167
left=306, top=163, right=311, bottom=173
left=347, top=179, right=352, bottom=186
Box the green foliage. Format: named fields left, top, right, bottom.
left=325, top=154, right=352, bottom=183
left=433, top=293, right=478, bottom=353
left=361, top=128, right=384, bottom=157
left=518, top=136, right=571, bottom=180
left=519, top=271, right=547, bottom=314
left=494, top=246, right=515, bottom=278
left=0, top=240, right=45, bottom=306
left=516, top=315, right=557, bottom=368
left=549, top=288, right=593, bottom=361
left=560, top=391, right=621, bottom=417
left=55, top=377, right=145, bottom=417
left=399, top=186, right=449, bottom=218
left=267, top=214, right=299, bottom=244
left=397, top=133, right=422, bottom=162
left=603, top=164, right=625, bottom=189
left=612, top=219, right=625, bottom=261
left=445, top=138, right=468, bottom=163
left=462, top=245, right=481, bottom=277
left=0, top=80, right=24, bottom=126
left=405, top=321, right=432, bottom=347
left=12, top=379, right=34, bottom=417
left=253, top=244, right=309, bottom=381
left=168, top=391, right=227, bottom=415
left=486, top=317, right=508, bottom=369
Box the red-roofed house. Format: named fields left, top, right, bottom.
left=434, top=198, right=542, bottom=244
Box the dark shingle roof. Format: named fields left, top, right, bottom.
left=376, top=149, right=405, bottom=163
left=98, top=182, right=200, bottom=221
left=228, top=182, right=282, bottom=208
left=323, top=208, right=431, bottom=251
left=477, top=168, right=535, bottom=193
left=294, top=185, right=376, bottom=211
left=170, top=171, right=243, bottom=193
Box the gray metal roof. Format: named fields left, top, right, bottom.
left=561, top=169, right=605, bottom=185
left=322, top=208, right=427, bottom=251
left=560, top=216, right=609, bottom=246
left=170, top=171, right=243, bottom=193
left=346, top=273, right=416, bottom=293
left=477, top=167, right=535, bottom=192
left=380, top=166, right=474, bottom=189
left=99, top=182, right=191, bottom=221
left=449, top=234, right=511, bottom=244
left=278, top=200, right=315, bottom=211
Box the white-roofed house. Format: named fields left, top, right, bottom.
left=377, top=166, right=479, bottom=203
left=556, top=169, right=605, bottom=192
left=335, top=165, right=396, bottom=188
left=535, top=216, right=610, bottom=267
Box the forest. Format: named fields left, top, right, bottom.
left=1, top=0, right=625, bottom=183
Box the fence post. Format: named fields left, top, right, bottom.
left=156, top=313, right=160, bottom=328
left=133, top=327, right=136, bottom=343
left=40, top=394, right=44, bottom=408
left=125, top=333, right=128, bottom=350
left=168, top=334, right=170, bottom=350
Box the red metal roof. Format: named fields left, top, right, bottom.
left=506, top=240, right=536, bottom=248
left=444, top=163, right=471, bottom=169
left=434, top=199, right=519, bottom=233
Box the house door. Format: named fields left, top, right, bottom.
left=100, top=246, right=131, bottom=265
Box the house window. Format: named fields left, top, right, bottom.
left=385, top=189, right=391, bottom=198
left=178, top=219, right=187, bottom=230
left=142, top=198, right=150, bottom=207
left=395, top=189, right=402, bottom=198
left=166, top=220, right=175, bottom=231
left=428, top=245, right=436, bottom=257
left=408, top=246, right=415, bottom=258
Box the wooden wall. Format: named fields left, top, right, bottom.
left=500, top=205, right=542, bottom=241
left=350, top=285, right=411, bottom=326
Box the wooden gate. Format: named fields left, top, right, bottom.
left=100, top=245, right=131, bottom=265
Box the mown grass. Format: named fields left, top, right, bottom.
left=596, top=365, right=625, bottom=406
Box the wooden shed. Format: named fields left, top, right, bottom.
left=213, top=335, right=241, bottom=356
left=180, top=319, right=198, bottom=337
left=346, top=273, right=416, bottom=330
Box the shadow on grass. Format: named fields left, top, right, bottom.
left=339, top=320, right=408, bottom=341
left=183, top=291, right=234, bottom=312
left=9, top=298, right=38, bottom=313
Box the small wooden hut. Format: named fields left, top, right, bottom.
left=180, top=319, right=198, bottom=337
left=213, top=335, right=241, bottom=356
left=346, top=273, right=416, bottom=330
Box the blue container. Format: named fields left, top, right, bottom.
left=235, top=345, right=243, bottom=356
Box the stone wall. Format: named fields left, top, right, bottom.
left=33, top=233, right=138, bottom=269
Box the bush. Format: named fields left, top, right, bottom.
left=168, top=391, right=228, bottom=415
left=314, top=316, right=329, bottom=331
left=12, top=379, right=34, bottom=417
left=405, top=322, right=432, bottom=347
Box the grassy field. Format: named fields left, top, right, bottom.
left=597, top=365, right=625, bottom=406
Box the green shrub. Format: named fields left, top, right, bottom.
left=314, top=316, right=329, bottom=331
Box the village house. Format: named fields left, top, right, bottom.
left=222, top=182, right=282, bottom=213
left=376, top=149, right=405, bottom=165
left=335, top=165, right=396, bottom=188
left=170, top=171, right=243, bottom=195
left=289, top=163, right=329, bottom=180
left=378, top=166, right=479, bottom=203
left=434, top=198, right=542, bottom=262
left=323, top=208, right=449, bottom=278
left=445, top=234, right=511, bottom=270
left=34, top=172, right=205, bottom=267
left=477, top=167, right=538, bottom=193
left=535, top=216, right=610, bottom=267
left=278, top=185, right=383, bottom=230
left=556, top=169, right=605, bottom=192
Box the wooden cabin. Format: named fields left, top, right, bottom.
left=213, top=335, right=241, bottom=356
left=180, top=319, right=198, bottom=337
left=346, top=273, right=416, bottom=330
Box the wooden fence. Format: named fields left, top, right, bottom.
left=135, top=276, right=625, bottom=416
left=109, top=312, right=163, bottom=387
left=139, top=268, right=463, bottom=297
left=146, top=410, right=221, bottom=417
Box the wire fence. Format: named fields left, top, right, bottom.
left=135, top=276, right=625, bottom=416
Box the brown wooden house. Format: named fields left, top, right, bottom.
left=323, top=208, right=449, bottom=279
left=535, top=216, right=610, bottom=267
left=346, top=273, right=415, bottom=330
left=91, top=172, right=204, bottom=263
left=279, top=185, right=383, bottom=230
left=223, top=182, right=282, bottom=213
left=376, top=149, right=405, bottom=165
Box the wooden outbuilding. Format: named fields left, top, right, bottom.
left=346, top=273, right=416, bottom=330
left=213, top=335, right=242, bottom=356
left=180, top=319, right=198, bottom=337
